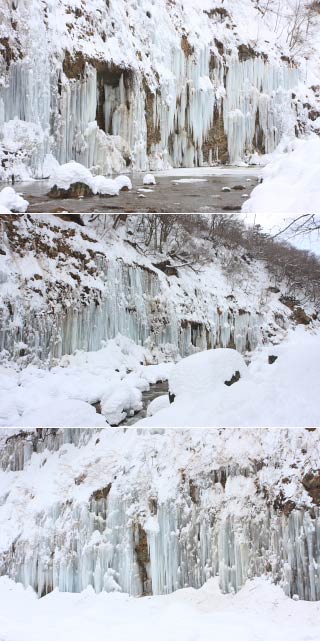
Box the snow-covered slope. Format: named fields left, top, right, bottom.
left=0, top=428, right=319, bottom=602
left=0, top=0, right=319, bottom=179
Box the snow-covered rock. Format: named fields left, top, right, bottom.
left=147, top=394, right=170, bottom=416
left=168, top=348, right=247, bottom=399
left=48, top=162, right=132, bottom=197
left=143, top=173, right=156, bottom=185
left=140, top=327, right=320, bottom=427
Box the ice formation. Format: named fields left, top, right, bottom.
left=0, top=212, right=308, bottom=368
left=0, top=252, right=270, bottom=363
left=0, top=428, right=319, bottom=602
left=0, top=0, right=316, bottom=178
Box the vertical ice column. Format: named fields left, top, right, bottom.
left=148, top=45, right=216, bottom=168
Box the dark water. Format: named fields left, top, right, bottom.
left=8, top=168, right=259, bottom=213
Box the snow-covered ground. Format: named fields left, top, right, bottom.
left=1, top=326, right=320, bottom=427
left=242, top=136, right=320, bottom=215
left=0, top=575, right=319, bottom=641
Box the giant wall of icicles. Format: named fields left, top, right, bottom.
left=0, top=255, right=264, bottom=363
left=0, top=21, right=303, bottom=178
left=0, top=429, right=319, bottom=601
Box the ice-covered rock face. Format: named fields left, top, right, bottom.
left=0, top=215, right=288, bottom=364
left=0, top=0, right=312, bottom=178
left=0, top=428, right=319, bottom=601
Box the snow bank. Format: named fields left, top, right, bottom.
left=169, top=348, right=247, bottom=398
left=242, top=136, right=320, bottom=214
left=0, top=575, right=319, bottom=641
left=139, top=327, right=320, bottom=427
left=0, top=187, right=28, bottom=213
left=0, top=335, right=170, bottom=428
left=49, top=161, right=132, bottom=196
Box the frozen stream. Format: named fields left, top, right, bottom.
left=3, top=167, right=260, bottom=213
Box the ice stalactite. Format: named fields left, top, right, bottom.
left=0, top=3, right=51, bottom=179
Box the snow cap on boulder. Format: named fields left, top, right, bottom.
left=169, top=348, right=247, bottom=398
left=143, top=173, right=156, bottom=185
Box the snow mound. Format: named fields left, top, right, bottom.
left=143, top=173, right=156, bottom=185
left=169, top=348, right=247, bottom=398
left=242, top=136, right=320, bottom=214
left=101, top=381, right=142, bottom=425
left=49, top=162, right=132, bottom=196
left=20, top=399, right=108, bottom=428
left=0, top=187, right=29, bottom=213
left=147, top=394, right=170, bottom=416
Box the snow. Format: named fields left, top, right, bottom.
left=49, top=161, right=132, bottom=196
left=139, top=327, right=320, bottom=427
left=0, top=187, right=28, bottom=213
left=147, top=394, right=170, bottom=417
left=168, top=348, right=247, bottom=397
left=0, top=334, right=172, bottom=428
left=0, top=576, right=319, bottom=641
left=143, top=173, right=156, bottom=185
left=242, top=135, right=320, bottom=214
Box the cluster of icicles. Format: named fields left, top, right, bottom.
left=0, top=429, right=319, bottom=601
left=0, top=258, right=263, bottom=363
left=0, top=24, right=302, bottom=178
